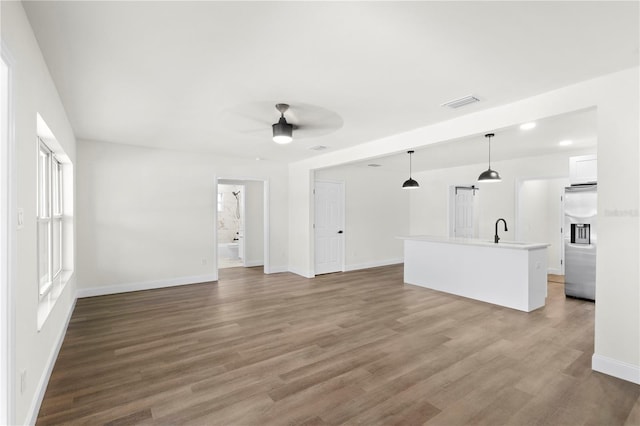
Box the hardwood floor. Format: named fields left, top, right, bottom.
left=548, top=274, right=565, bottom=285
left=37, top=265, right=639, bottom=425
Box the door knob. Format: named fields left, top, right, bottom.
left=338, top=230, right=343, bottom=234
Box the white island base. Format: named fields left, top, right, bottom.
left=400, top=236, right=550, bottom=312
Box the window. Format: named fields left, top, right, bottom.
left=36, top=123, right=73, bottom=330
left=37, top=140, right=63, bottom=296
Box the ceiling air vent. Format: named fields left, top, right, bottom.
left=309, top=145, right=328, bottom=151
left=367, top=164, right=382, bottom=168
left=441, top=95, right=480, bottom=109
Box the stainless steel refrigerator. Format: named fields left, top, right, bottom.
left=564, top=184, right=597, bottom=300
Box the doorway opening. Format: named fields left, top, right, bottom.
left=217, top=183, right=244, bottom=269
left=215, top=178, right=268, bottom=274
left=516, top=177, right=568, bottom=275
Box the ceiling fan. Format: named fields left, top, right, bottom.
left=219, top=101, right=343, bottom=144
left=272, top=103, right=293, bottom=144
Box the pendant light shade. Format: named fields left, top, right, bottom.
left=402, top=150, right=420, bottom=189
left=478, top=133, right=502, bottom=182
left=272, top=103, right=293, bottom=144
left=402, top=177, right=420, bottom=189
left=478, top=168, right=502, bottom=181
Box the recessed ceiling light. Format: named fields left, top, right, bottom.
left=558, top=140, right=573, bottom=146
left=520, top=122, right=536, bottom=130
left=368, top=164, right=382, bottom=168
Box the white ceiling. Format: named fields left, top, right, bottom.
left=23, top=1, right=639, bottom=163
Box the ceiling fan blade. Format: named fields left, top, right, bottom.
left=217, top=101, right=343, bottom=140
left=217, top=109, right=271, bottom=136
left=294, top=123, right=332, bottom=131
left=237, top=127, right=269, bottom=134
left=290, top=108, right=344, bottom=138
left=223, top=111, right=270, bottom=126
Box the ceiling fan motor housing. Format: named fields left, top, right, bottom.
left=272, top=116, right=293, bottom=143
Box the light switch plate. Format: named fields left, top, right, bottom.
left=20, top=370, right=27, bottom=394
left=17, top=208, right=24, bottom=229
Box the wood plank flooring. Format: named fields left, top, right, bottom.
left=37, top=265, right=639, bottom=425
left=548, top=274, right=565, bottom=285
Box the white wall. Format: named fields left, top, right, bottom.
left=243, top=180, right=264, bottom=267
left=519, top=180, right=549, bottom=240
left=409, top=152, right=585, bottom=266
left=315, top=151, right=579, bottom=274
left=518, top=178, right=568, bottom=274
left=315, top=166, right=409, bottom=270
left=288, top=163, right=314, bottom=277
left=1, top=3, right=78, bottom=423
left=289, top=68, right=640, bottom=384
left=76, top=140, right=288, bottom=294
left=591, top=69, right=639, bottom=383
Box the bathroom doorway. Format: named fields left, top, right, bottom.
left=217, top=183, right=245, bottom=268
left=216, top=178, right=267, bottom=272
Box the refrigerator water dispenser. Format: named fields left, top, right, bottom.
left=571, top=223, right=591, bottom=245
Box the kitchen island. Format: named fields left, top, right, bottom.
left=399, top=236, right=550, bottom=312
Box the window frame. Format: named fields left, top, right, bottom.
left=37, top=138, right=63, bottom=298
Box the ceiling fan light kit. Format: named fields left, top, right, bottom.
left=402, top=150, right=420, bottom=189
left=478, top=133, right=502, bottom=182
left=272, top=103, right=293, bottom=144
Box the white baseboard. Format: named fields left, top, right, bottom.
left=288, top=267, right=314, bottom=279
left=26, top=297, right=76, bottom=426
left=243, top=260, right=264, bottom=268
left=547, top=268, right=563, bottom=275
left=344, top=258, right=403, bottom=272
left=76, top=274, right=218, bottom=298
left=592, top=354, right=640, bottom=384
left=265, top=266, right=288, bottom=274
left=287, top=259, right=404, bottom=278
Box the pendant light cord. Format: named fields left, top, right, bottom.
left=403, top=150, right=420, bottom=188
left=409, top=152, right=412, bottom=178
left=485, top=133, right=495, bottom=169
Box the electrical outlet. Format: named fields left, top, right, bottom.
left=20, top=370, right=26, bottom=394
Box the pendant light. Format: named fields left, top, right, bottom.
left=272, top=103, right=293, bottom=144
left=402, top=150, right=420, bottom=189
left=478, top=133, right=502, bottom=182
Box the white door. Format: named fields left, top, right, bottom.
left=454, top=187, right=476, bottom=238
left=314, top=181, right=344, bottom=275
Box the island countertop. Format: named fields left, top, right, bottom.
left=399, top=235, right=550, bottom=311
left=397, top=235, right=550, bottom=250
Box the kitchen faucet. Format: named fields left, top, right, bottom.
left=495, top=218, right=508, bottom=243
